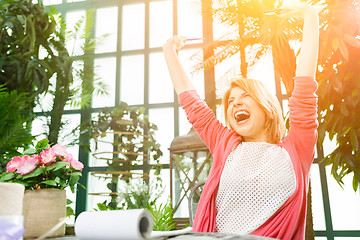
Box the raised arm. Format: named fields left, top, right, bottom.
left=277, top=0, right=319, bottom=77
left=296, top=6, right=319, bottom=77
left=162, top=36, right=196, bottom=95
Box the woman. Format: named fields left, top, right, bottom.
left=162, top=1, right=319, bottom=239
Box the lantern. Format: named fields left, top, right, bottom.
left=169, top=127, right=212, bottom=226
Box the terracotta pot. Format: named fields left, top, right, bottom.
left=23, top=188, right=66, bottom=238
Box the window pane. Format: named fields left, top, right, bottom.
left=150, top=169, right=170, bottom=205
left=32, top=116, right=49, bottom=141
left=178, top=0, right=202, bottom=39
left=179, top=107, right=192, bottom=137
left=326, top=166, right=360, bottom=230
left=95, top=7, right=118, bottom=53
left=149, top=0, right=173, bottom=48
left=120, top=55, right=144, bottom=105
left=310, top=164, right=326, bottom=231
left=215, top=52, right=240, bottom=99
left=87, top=173, right=113, bottom=211
left=58, top=114, right=80, bottom=146
left=247, top=51, right=275, bottom=95
left=92, top=57, right=116, bottom=108
left=43, top=0, right=61, bottom=5
left=34, top=75, right=55, bottom=113
left=149, top=108, right=174, bottom=165
left=149, top=52, right=174, bottom=104
left=89, top=114, right=112, bottom=168
left=178, top=49, right=205, bottom=99
left=122, top=4, right=145, bottom=51
left=65, top=60, right=83, bottom=111
left=66, top=11, right=86, bottom=56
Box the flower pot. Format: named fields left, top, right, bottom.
left=23, top=188, right=66, bottom=238
left=0, top=182, right=24, bottom=216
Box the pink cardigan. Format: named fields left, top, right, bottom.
left=178, top=76, right=318, bottom=240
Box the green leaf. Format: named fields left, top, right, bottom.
left=69, top=174, right=80, bottom=187
left=23, top=148, right=36, bottom=155
left=35, top=139, right=49, bottom=151
left=0, top=172, right=16, bottom=182
left=69, top=171, right=82, bottom=177
left=40, top=180, right=57, bottom=186
left=66, top=206, right=75, bottom=217
left=46, top=161, right=69, bottom=171
left=21, top=167, right=45, bottom=180
left=350, top=129, right=359, bottom=151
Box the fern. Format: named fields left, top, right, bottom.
left=0, top=86, right=34, bottom=173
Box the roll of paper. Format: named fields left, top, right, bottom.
left=75, top=209, right=153, bottom=240
left=0, top=182, right=25, bottom=216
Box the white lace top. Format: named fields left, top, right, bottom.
left=215, top=142, right=296, bottom=234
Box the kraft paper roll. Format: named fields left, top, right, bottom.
left=0, top=182, right=25, bottom=216
left=75, top=209, right=153, bottom=240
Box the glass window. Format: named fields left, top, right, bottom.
left=66, top=11, right=86, bottom=57
left=89, top=132, right=113, bottom=168
left=327, top=166, right=360, bottom=230
left=179, top=107, right=192, bottom=137
left=121, top=4, right=145, bottom=51
left=31, top=116, right=49, bottom=142
left=149, top=52, right=174, bottom=104
left=247, top=51, right=275, bottom=95
left=178, top=0, right=202, bottom=39
left=149, top=0, right=173, bottom=48
left=215, top=52, right=240, bottom=99
left=149, top=108, right=174, bottom=164
left=310, top=164, right=326, bottom=231
left=58, top=114, right=80, bottom=146
left=178, top=49, right=205, bottom=99
left=43, top=0, right=62, bottom=5
left=86, top=173, right=113, bottom=211
left=92, top=57, right=116, bottom=108
left=150, top=168, right=170, bottom=205
left=120, top=55, right=144, bottom=105
left=95, top=7, right=118, bottom=54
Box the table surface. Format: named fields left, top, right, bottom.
left=44, top=233, right=276, bottom=240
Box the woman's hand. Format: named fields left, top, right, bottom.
left=162, top=36, right=187, bottom=52
left=162, top=36, right=196, bottom=95
left=265, top=0, right=316, bottom=19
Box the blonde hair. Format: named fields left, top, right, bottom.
left=222, top=77, right=285, bottom=144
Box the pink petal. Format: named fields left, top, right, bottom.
left=40, top=148, right=56, bottom=164
left=71, top=160, right=84, bottom=171
left=17, top=157, right=38, bottom=175
left=51, top=144, right=68, bottom=156
left=6, top=156, right=22, bottom=172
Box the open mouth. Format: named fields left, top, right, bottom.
left=234, top=111, right=250, bottom=123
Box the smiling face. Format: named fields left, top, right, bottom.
left=222, top=77, right=286, bottom=144
left=226, top=87, right=268, bottom=142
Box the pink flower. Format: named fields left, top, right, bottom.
left=51, top=144, right=68, bottom=156
left=71, top=160, right=84, bottom=171
left=17, top=156, right=38, bottom=175
left=40, top=148, right=56, bottom=164
left=6, top=156, right=22, bottom=172
left=63, top=153, right=84, bottom=170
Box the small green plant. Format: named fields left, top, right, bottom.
left=146, top=202, right=176, bottom=231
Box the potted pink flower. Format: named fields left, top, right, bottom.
left=0, top=139, right=84, bottom=238
left=0, top=139, right=83, bottom=190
